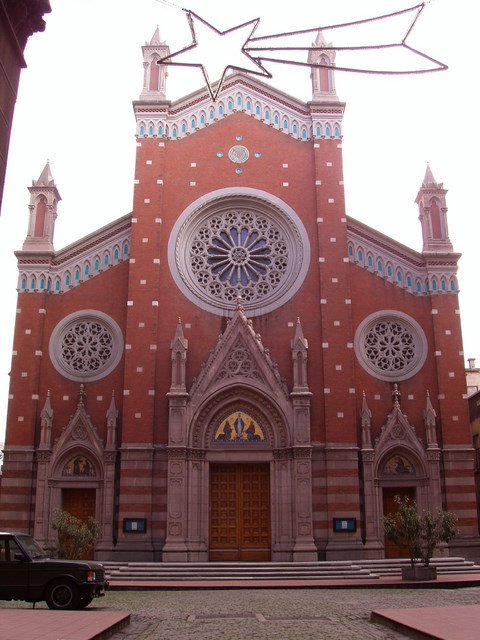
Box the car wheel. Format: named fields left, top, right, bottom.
left=45, top=580, right=80, bottom=610
left=76, top=596, right=93, bottom=609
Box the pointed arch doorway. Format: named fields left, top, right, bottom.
left=209, top=462, right=271, bottom=561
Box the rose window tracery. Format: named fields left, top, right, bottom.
left=49, top=311, right=123, bottom=382
left=168, top=191, right=310, bottom=316
left=354, top=311, right=427, bottom=382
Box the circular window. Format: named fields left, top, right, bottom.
left=354, top=311, right=427, bottom=381
left=49, top=310, right=124, bottom=382
left=168, top=188, right=310, bottom=316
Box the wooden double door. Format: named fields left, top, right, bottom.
left=209, top=463, right=271, bottom=561
left=62, top=488, right=96, bottom=559
left=383, top=486, right=415, bottom=558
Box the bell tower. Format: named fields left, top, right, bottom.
left=139, top=26, right=170, bottom=100
left=308, top=29, right=338, bottom=102
left=416, top=164, right=453, bottom=253
left=22, top=161, right=60, bottom=252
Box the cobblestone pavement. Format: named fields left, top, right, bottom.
left=3, top=587, right=480, bottom=639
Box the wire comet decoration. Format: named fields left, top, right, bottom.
left=157, top=2, right=447, bottom=100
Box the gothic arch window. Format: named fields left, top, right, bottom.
left=386, top=263, right=393, bottom=278
left=139, top=122, right=145, bottom=136
left=246, top=100, right=251, bottom=112
left=255, top=103, right=261, bottom=116
left=265, top=109, right=270, bottom=121
left=406, top=274, right=412, bottom=289
left=450, top=277, right=456, bottom=291
left=47, top=277, right=52, bottom=291
left=148, top=122, right=154, bottom=136
left=218, top=102, right=224, bottom=116
left=104, top=252, right=110, bottom=266
left=354, top=310, right=428, bottom=382
left=425, top=277, right=430, bottom=293
left=191, top=116, right=197, bottom=130
left=367, top=253, right=374, bottom=269
left=123, top=242, right=129, bottom=256
left=334, top=124, right=341, bottom=138
left=84, top=262, right=90, bottom=277
left=65, top=272, right=71, bottom=287
left=283, top=118, right=289, bottom=131
left=273, top=112, right=279, bottom=125
left=39, top=276, right=45, bottom=290
left=441, top=277, right=447, bottom=292
left=357, top=248, right=364, bottom=264
left=292, top=122, right=298, bottom=135
left=113, top=247, right=120, bottom=261
left=181, top=120, right=187, bottom=134
left=94, top=257, right=100, bottom=272
left=74, top=267, right=80, bottom=282
left=227, top=99, right=233, bottom=111
left=55, top=278, right=61, bottom=292
left=200, top=111, right=206, bottom=125
left=416, top=279, right=422, bottom=293
left=209, top=108, right=214, bottom=120
left=301, top=127, right=307, bottom=140
left=168, top=189, right=311, bottom=317
left=431, top=277, right=438, bottom=291
left=315, top=124, right=322, bottom=137
left=20, top=274, right=27, bottom=290
left=49, top=310, right=124, bottom=382
left=158, top=124, right=163, bottom=136
left=172, top=125, right=178, bottom=138
left=376, top=258, right=383, bottom=273
left=325, top=124, right=331, bottom=137
left=30, top=276, right=36, bottom=289
left=396, top=269, right=403, bottom=284
left=348, top=243, right=354, bottom=258
left=236, top=94, right=242, bottom=108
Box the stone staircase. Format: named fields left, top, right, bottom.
left=103, top=557, right=480, bottom=582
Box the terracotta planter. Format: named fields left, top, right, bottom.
left=401, top=565, right=437, bottom=581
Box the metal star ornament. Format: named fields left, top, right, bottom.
left=160, top=10, right=271, bottom=100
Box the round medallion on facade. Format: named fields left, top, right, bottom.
left=168, top=188, right=310, bottom=316
left=49, top=310, right=124, bottom=382
left=354, top=310, right=427, bottom=381
left=228, top=145, right=249, bottom=163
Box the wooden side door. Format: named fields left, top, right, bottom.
left=209, top=463, right=271, bottom=561
left=383, top=486, right=416, bottom=558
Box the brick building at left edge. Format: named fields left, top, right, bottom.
left=0, top=0, right=51, bottom=210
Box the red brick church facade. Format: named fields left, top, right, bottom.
left=1, top=28, right=478, bottom=561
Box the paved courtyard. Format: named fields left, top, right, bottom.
left=4, top=586, right=480, bottom=639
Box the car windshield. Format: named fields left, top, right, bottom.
left=17, top=534, right=47, bottom=559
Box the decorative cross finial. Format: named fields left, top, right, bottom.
left=392, top=383, right=401, bottom=407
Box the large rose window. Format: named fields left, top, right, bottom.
left=168, top=190, right=310, bottom=316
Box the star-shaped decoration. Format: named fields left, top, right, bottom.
left=159, top=10, right=271, bottom=100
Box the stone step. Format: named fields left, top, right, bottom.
left=103, top=557, right=480, bottom=582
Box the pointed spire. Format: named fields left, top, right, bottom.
left=139, top=27, right=170, bottom=100
left=170, top=318, right=188, bottom=392
left=39, top=390, right=53, bottom=449
left=308, top=29, right=338, bottom=102
left=360, top=391, right=372, bottom=448
left=106, top=391, right=118, bottom=449
left=22, top=161, right=61, bottom=252
left=424, top=390, right=438, bottom=447
left=34, top=161, right=55, bottom=187
left=416, top=164, right=453, bottom=253
left=291, top=318, right=309, bottom=392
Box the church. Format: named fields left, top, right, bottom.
left=1, top=26, right=478, bottom=562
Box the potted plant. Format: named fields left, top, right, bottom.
left=383, top=495, right=457, bottom=581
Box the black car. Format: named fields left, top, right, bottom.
left=0, top=532, right=108, bottom=609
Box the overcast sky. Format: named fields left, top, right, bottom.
left=1, top=0, right=478, bottom=442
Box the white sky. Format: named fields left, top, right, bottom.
left=1, top=0, right=479, bottom=443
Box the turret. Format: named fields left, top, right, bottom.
left=416, top=165, right=453, bottom=253
left=308, top=29, right=338, bottom=102
left=139, top=26, right=170, bottom=100
left=22, top=161, right=60, bottom=252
